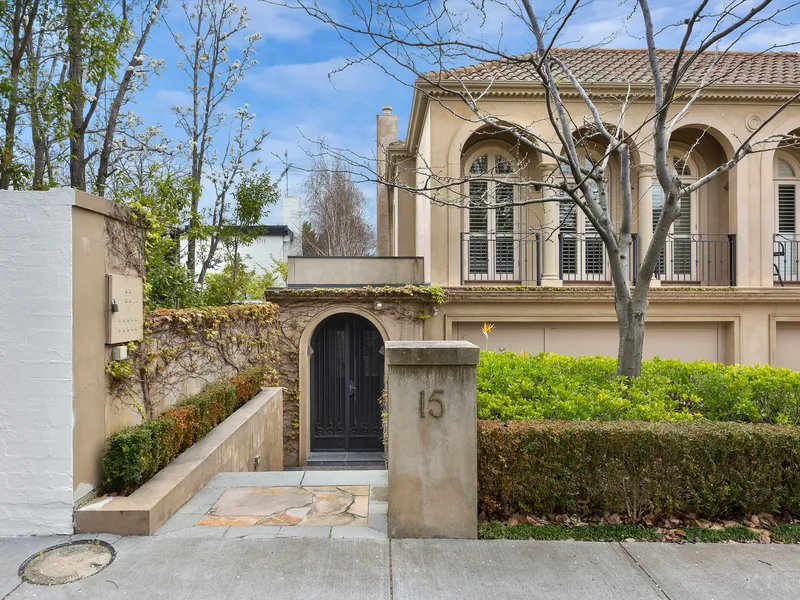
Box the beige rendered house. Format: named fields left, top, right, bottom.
left=372, top=48, right=800, bottom=370
left=278, top=49, right=800, bottom=465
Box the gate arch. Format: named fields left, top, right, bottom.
left=310, top=313, right=385, bottom=452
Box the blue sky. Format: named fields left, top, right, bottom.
left=135, top=0, right=414, bottom=226
left=131, top=0, right=800, bottom=227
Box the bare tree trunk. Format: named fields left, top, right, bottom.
left=66, top=0, right=86, bottom=190
left=29, top=94, right=46, bottom=189
left=187, top=181, right=200, bottom=277
left=0, top=0, right=38, bottom=189
left=94, top=0, right=165, bottom=196
left=616, top=289, right=648, bottom=378
left=25, top=21, right=46, bottom=189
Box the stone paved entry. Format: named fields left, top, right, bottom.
left=155, top=470, right=388, bottom=539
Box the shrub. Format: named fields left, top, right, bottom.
left=102, top=418, right=182, bottom=494
left=158, top=405, right=197, bottom=452
left=180, top=381, right=236, bottom=439
left=478, top=420, right=800, bottom=520
left=102, top=368, right=265, bottom=494
left=231, top=367, right=265, bottom=409
left=477, top=352, right=800, bottom=424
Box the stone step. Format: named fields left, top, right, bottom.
left=305, top=451, right=385, bottom=468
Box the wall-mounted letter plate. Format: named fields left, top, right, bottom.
left=106, top=274, right=144, bottom=344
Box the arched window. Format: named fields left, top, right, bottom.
left=775, top=155, right=799, bottom=234
left=774, top=152, right=800, bottom=280
left=464, top=147, right=518, bottom=280
left=652, top=152, right=699, bottom=279
left=559, top=158, right=609, bottom=280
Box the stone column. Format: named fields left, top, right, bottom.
left=636, top=164, right=660, bottom=285
left=539, top=161, right=563, bottom=286
left=637, top=164, right=655, bottom=260
left=386, top=341, right=480, bottom=539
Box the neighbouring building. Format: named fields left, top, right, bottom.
left=273, top=49, right=800, bottom=467
left=194, top=195, right=303, bottom=285
left=241, top=196, right=303, bottom=280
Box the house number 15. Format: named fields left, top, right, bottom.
left=419, top=390, right=445, bottom=419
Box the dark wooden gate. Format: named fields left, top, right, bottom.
left=310, top=313, right=385, bottom=452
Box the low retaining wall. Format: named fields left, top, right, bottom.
left=75, top=387, right=283, bottom=536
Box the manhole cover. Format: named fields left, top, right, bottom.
left=19, top=540, right=115, bottom=585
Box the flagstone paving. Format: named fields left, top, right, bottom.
left=156, top=470, right=388, bottom=539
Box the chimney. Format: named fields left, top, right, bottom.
left=376, top=106, right=399, bottom=256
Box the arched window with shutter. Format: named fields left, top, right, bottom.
left=652, top=152, right=699, bottom=280
left=774, top=153, right=800, bottom=281
left=559, top=158, right=609, bottom=280
left=463, top=146, right=519, bottom=281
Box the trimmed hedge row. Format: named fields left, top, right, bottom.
left=478, top=352, right=800, bottom=424
left=102, top=367, right=265, bottom=494
left=478, top=420, right=800, bottom=520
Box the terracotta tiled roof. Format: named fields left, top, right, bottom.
left=430, top=48, right=800, bottom=86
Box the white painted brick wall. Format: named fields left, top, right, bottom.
left=0, top=188, right=74, bottom=535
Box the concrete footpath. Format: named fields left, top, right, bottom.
left=2, top=534, right=799, bottom=599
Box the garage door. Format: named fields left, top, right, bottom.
left=775, top=322, right=800, bottom=370
left=456, top=321, right=726, bottom=363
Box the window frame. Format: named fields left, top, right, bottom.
left=462, top=144, right=521, bottom=281
left=652, top=151, right=701, bottom=281
left=774, top=152, right=800, bottom=281
left=558, top=157, right=613, bottom=280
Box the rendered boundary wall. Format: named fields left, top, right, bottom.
left=0, top=189, right=75, bottom=535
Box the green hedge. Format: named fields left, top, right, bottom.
left=102, top=368, right=264, bottom=494
left=478, top=352, right=800, bottom=424
left=478, top=420, right=800, bottom=520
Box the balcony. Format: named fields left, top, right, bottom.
left=460, top=231, right=541, bottom=285
left=655, top=234, right=737, bottom=286
left=774, top=234, right=800, bottom=285
left=559, top=233, right=639, bottom=283
left=460, top=231, right=737, bottom=287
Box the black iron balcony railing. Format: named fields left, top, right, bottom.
left=655, top=233, right=736, bottom=286
left=774, top=233, right=800, bottom=286
left=460, top=231, right=736, bottom=287
left=460, top=231, right=541, bottom=285
left=559, top=233, right=639, bottom=283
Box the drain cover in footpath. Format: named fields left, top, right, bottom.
left=19, top=540, right=116, bottom=585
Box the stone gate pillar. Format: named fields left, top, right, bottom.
left=385, top=341, right=480, bottom=538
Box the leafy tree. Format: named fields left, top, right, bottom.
left=122, top=173, right=201, bottom=309
left=0, top=0, right=39, bottom=188
left=166, top=0, right=265, bottom=280
left=201, top=261, right=277, bottom=306
left=65, top=0, right=166, bottom=191
left=200, top=172, right=280, bottom=285
left=0, top=0, right=167, bottom=191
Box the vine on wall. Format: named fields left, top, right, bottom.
left=265, top=285, right=445, bottom=465
left=107, top=303, right=280, bottom=419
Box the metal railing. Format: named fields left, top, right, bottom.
left=655, top=233, right=736, bottom=286
left=774, top=233, right=800, bottom=285
left=460, top=231, right=541, bottom=285
left=559, top=233, right=638, bottom=283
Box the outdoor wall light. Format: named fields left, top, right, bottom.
left=374, top=301, right=384, bottom=311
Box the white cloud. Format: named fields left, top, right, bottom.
left=247, top=57, right=391, bottom=96
left=156, top=89, right=193, bottom=108
left=241, top=0, right=319, bottom=41
left=738, top=25, right=800, bottom=51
